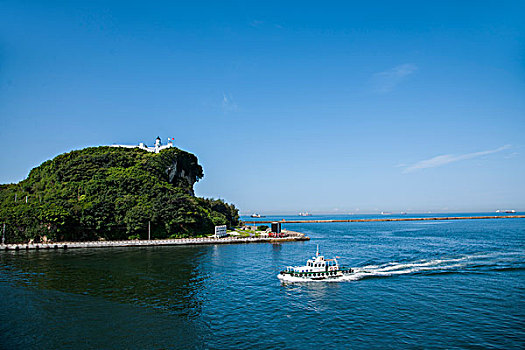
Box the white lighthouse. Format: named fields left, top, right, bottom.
left=111, top=136, right=175, bottom=153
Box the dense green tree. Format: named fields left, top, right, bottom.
left=0, top=146, right=239, bottom=243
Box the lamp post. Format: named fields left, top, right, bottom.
left=2, top=223, right=5, bottom=245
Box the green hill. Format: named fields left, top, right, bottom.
left=0, top=146, right=239, bottom=243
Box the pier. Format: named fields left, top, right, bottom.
left=244, top=215, right=525, bottom=224
left=0, top=231, right=309, bottom=251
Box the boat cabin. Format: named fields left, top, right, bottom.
left=285, top=247, right=339, bottom=274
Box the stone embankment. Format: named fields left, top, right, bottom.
left=0, top=231, right=309, bottom=251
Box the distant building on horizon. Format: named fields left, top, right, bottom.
left=111, top=136, right=175, bottom=153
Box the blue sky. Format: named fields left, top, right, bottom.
left=1, top=1, right=524, bottom=214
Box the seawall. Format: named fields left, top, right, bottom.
left=0, top=234, right=309, bottom=251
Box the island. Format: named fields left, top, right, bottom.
left=0, top=144, right=240, bottom=243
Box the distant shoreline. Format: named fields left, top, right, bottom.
left=244, top=215, right=525, bottom=224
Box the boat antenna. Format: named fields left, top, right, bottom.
left=316, top=244, right=319, bottom=257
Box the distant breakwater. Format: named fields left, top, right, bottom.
left=244, top=215, right=525, bottom=224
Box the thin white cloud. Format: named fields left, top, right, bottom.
left=249, top=19, right=283, bottom=29
left=403, top=145, right=511, bottom=173
left=504, top=152, right=519, bottom=159
left=372, top=63, right=418, bottom=93
left=250, top=20, right=264, bottom=28
left=222, top=92, right=238, bottom=113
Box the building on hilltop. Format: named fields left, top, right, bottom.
left=111, top=136, right=175, bottom=153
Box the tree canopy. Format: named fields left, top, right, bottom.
left=0, top=146, right=239, bottom=243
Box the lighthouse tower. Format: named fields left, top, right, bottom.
left=154, top=136, right=162, bottom=152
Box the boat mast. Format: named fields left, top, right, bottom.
left=316, top=244, right=319, bottom=257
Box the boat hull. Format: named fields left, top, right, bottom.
left=277, top=268, right=353, bottom=282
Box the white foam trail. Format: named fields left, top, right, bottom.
left=358, top=256, right=467, bottom=273
left=345, top=252, right=522, bottom=281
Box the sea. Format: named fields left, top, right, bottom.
left=0, top=213, right=523, bottom=349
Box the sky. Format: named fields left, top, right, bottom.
left=1, top=0, right=524, bottom=214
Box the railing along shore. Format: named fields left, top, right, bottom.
left=0, top=231, right=309, bottom=251
left=244, top=215, right=525, bottom=224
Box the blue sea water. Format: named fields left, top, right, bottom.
left=0, top=214, right=524, bottom=349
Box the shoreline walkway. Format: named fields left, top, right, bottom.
left=0, top=231, right=309, bottom=251
left=245, top=215, right=525, bottom=224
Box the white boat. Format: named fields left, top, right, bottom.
left=250, top=213, right=261, bottom=218
left=277, top=246, right=353, bottom=282
left=298, top=212, right=312, bottom=216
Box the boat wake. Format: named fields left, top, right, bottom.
left=340, top=252, right=524, bottom=282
